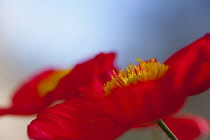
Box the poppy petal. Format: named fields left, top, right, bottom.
left=164, top=33, right=210, bottom=96
left=0, top=52, right=116, bottom=116
left=165, top=114, right=210, bottom=140
left=53, top=52, right=117, bottom=99
left=0, top=69, right=70, bottom=115
left=28, top=98, right=129, bottom=140
left=103, top=81, right=186, bottom=126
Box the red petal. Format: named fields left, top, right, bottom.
left=164, top=33, right=210, bottom=96
left=103, top=81, right=186, bottom=126
left=0, top=70, right=57, bottom=115
left=28, top=98, right=129, bottom=140
left=54, top=52, right=117, bottom=99
left=0, top=52, right=116, bottom=116
left=165, top=114, right=210, bottom=140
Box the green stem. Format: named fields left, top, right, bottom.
left=156, top=119, right=178, bottom=140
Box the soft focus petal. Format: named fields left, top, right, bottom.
left=164, top=33, right=210, bottom=96
left=0, top=69, right=69, bottom=115
left=0, top=52, right=116, bottom=116
left=54, top=52, right=117, bottom=99
left=28, top=98, right=129, bottom=140
left=165, top=114, right=210, bottom=140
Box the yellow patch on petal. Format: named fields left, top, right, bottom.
left=103, top=58, right=168, bottom=95
left=37, top=69, right=71, bottom=97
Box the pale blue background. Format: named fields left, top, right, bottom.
left=0, top=1, right=209, bottom=140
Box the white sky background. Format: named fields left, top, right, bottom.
left=0, top=1, right=210, bottom=140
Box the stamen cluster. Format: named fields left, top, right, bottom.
left=103, top=58, right=168, bottom=95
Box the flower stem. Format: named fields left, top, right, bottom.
left=156, top=119, right=178, bottom=140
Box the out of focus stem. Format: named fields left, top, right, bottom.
left=156, top=119, right=178, bottom=140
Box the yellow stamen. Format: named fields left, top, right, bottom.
left=37, top=69, right=71, bottom=97
left=103, top=58, right=168, bottom=95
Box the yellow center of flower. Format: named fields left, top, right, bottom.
left=37, top=69, right=71, bottom=97
left=103, top=58, right=168, bottom=95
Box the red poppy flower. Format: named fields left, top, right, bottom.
left=0, top=53, right=116, bottom=115
left=28, top=99, right=210, bottom=140
left=28, top=34, right=210, bottom=140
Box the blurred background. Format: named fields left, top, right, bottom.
left=0, top=1, right=210, bottom=140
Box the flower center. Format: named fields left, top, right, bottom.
left=103, top=58, right=168, bottom=95
left=37, top=69, right=71, bottom=97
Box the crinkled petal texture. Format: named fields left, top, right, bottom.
left=165, top=114, right=210, bottom=140
left=28, top=98, right=130, bottom=140
left=0, top=69, right=65, bottom=115
left=103, top=34, right=210, bottom=125
left=53, top=52, right=117, bottom=99
left=164, top=33, right=210, bottom=96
